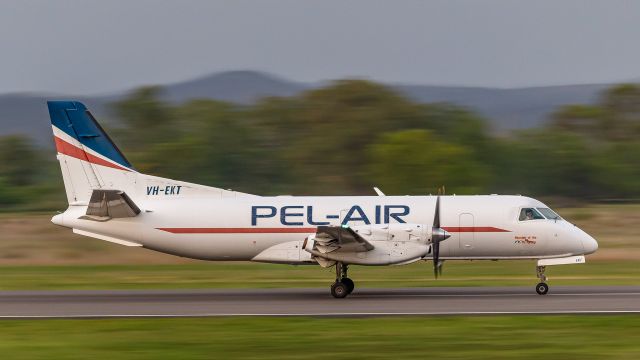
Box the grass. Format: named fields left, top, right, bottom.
left=0, top=315, right=639, bottom=359
left=0, top=260, right=639, bottom=290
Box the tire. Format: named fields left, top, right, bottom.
left=342, top=278, right=355, bottom=294
left=331, top=282, right=349, bottom=298
left=536, top=282, right=549, bottom=295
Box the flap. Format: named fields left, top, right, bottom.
left=314, top=225, right=375, bottom=253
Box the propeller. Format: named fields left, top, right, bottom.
left=431, top=195, right=451, bottom=278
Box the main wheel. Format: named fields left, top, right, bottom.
left=341, top=277, right=355, bottom=294
left=536, top=282, right=549, bottom=295
left=331, top=281, right=349, bottom=298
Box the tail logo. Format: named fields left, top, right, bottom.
left=48, top=101, right=133, bottom=172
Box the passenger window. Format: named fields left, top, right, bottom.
left=519, top=208, right=545, bottom=221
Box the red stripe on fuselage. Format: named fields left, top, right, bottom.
left=157, top=226, right=510, bottom=234
left=54, top=136, right=130, bottom=172
left=443, top=226, right=510, bottom=233
left=157, top=227, right=319, bottom=234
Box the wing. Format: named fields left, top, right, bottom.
left=312, top=225, right=375, bottom=254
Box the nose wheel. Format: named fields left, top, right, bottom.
left=535, top=265, right=549, bottom=295
left=331, top=262, right=355, bottom=298
left=536, top=282, right=549, bottom=295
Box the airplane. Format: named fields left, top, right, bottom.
left=48, top=100, right=599, bottom=298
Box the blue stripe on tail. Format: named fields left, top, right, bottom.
left=47, top=101, right=133, bottom=170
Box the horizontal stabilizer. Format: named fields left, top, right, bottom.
left=80, top=190, right=141, bottom=221
left=73, top=229, right=142, bottom=247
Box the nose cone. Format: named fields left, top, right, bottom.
left=432, top=228, right=451, bottom=243
left=582, top=234, right=599, bottom=255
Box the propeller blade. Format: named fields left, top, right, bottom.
left=433, top=240, right=440, bottom=278
left=433, top=196, right=441, bottom=229
left=431, top=195, right=450, bottom=279
left=432, top=195, right=441, bottom=278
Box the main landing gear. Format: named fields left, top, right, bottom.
left=536, top=265, right=549, bottom=295
left=331, top=262, right=355, bottom=298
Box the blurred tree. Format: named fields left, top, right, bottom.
left=502, top=130, right=598, bottom=198
left=169, top=100, right=262, bottom=192
left=602, top=84, right=640, bottom=140
left=111, top=86, right=176, bottom=172
left=367, top=129, right=489, bottom=195
left=420, top=103, right=498, bottom=179
left=551, top=105, right=608, bottom=139
left=593, top=142, right=640, bottom=198
left=250, top=80, right=495, bottom=195
left=553, top=84, right=640, bottom=141
left=603, top=84, right=640, bottom=119
left=281, top=80, right=428, bottom=194
left=0, top=135, right=41, bottom=186
left=112, top=86, right=174, bottom=144
left=0, top=177, right=20, bottom=205
left=250, top=96, right=306, bottom=148
left=244, top=97, right=302, bottom=194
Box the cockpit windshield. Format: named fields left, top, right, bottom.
left=537, top=208, right=562, bottom=220
left=519, top=208, right=545, bottom=221
left=519, top=207, right=563, bottom=221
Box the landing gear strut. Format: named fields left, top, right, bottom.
left=536, top=265, right=549, bottom=295
left=331, top=262, right=355, bottom=298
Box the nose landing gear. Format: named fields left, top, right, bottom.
left=536, top=265, right=549, bottom=295
left=331, top=262, right=355, bottom=298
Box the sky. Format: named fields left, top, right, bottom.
left=1, top=0, right=639, bottom=94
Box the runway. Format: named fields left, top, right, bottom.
left=1, top=286, right=640, bottom=318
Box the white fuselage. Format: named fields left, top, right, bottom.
left=54, top=192, right=598, bottom=265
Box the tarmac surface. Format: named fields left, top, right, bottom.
left=1, top=286, right=640, bottom=318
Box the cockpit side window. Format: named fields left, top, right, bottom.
left=519, top=208, right=545, bottom=221
left=537, top=208, right=562, bottom=220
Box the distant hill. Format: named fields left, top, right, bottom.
left=0, top=70, right=619, bottom=147
left=162, top=70, right=309, bottom=103
left=395, top=83, right=610, bottom=130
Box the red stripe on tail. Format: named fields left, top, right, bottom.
left=54, top=136, right=130, bottom=172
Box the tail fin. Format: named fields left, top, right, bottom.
left=48, top=101, right=136, bottom=204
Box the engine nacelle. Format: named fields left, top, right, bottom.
left=252, top=240, right=314, bottom=264
left=304, top=223, right=430, bottom=266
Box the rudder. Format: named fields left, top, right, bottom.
left=48, top=101, right=136, bottom=204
